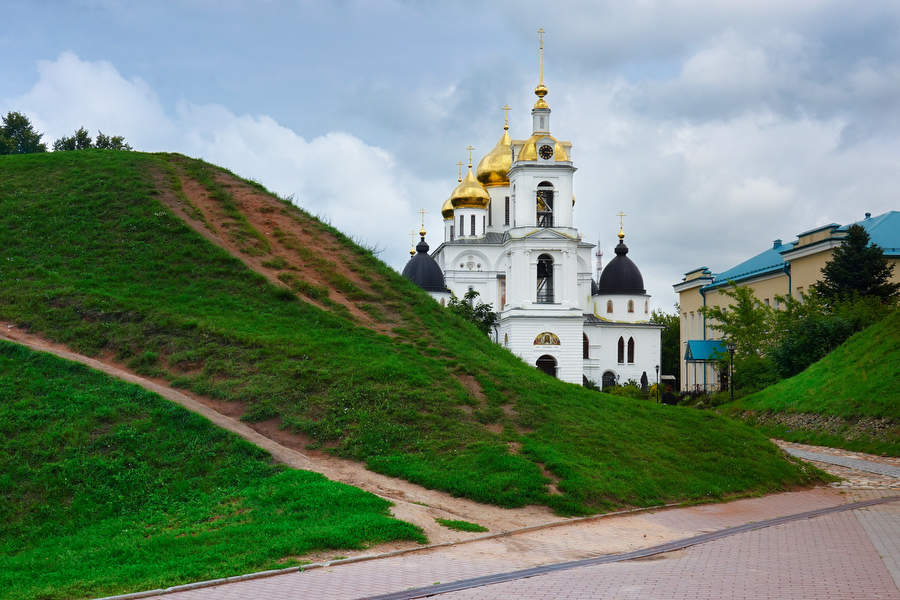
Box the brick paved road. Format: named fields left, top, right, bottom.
left=438, top=503, right=900, bottom=600
left=140, top=490, right=898, bottom=600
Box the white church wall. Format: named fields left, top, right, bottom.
left=592, top=294, right=651, bottom=323
left=583, top=324, right=661, bottom=388
left=500, top=313, right=584, bottom=385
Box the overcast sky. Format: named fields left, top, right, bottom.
left=3, top=1, right=899, bottom=307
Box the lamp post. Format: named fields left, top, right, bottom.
left=726, top=342, right=736, bottom=403
left=655, top=364, right=660, bottom=403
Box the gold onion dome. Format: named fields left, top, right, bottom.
left=441, top=196, right=454, bottom=219
left=476, top=125, right=512, bottom=187
left=450, top=163, right=490, bottom=210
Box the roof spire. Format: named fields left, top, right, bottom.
left=616, top=210, right=626, bottom=241
left=502, top=104, right=511, bottom=131
left=456, top=160, right=463, bottom=183
left=534, top=28, right=549, bottom=109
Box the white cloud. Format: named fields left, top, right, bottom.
left=8, top=52, right=444, bottom=265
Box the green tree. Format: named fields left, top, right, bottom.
left=94, top=130, right=132, bottom=150
left=447, top=289, right=497, bottom=336
left=650, top=306, right=680, bottom=387
left=0, top=111, right=47, bottom=154
left=53, top=127, right=132, bottom=151
left=814, top=224, right=899, bottom=302
left=770, top=290, right=892, bottom=378
left=700, top=285, right=775, bottom=359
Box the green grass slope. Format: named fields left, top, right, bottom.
left=724, top=310, right=900, bottom=455
left=0, top=340, right=423, bottom=600
left=0, top=150, right=820, bottom=515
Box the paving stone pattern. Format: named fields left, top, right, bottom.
left=144, top=490, right=896, bottom=600
left=438, top=507, right=900, bottom=600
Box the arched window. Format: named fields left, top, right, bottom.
left=627, top=337, right=635, bottom=363
left=583, top=333, right=589, bottom=359
left=627, top=300, right=634, bottom=313
left=450, top=225, right=454, bottom=241
left=617, top=336, right=625, bottom=363
left=606, top=300, right=613, bottom=313
left=644, top=300, right=649, bottom=314
left=536, top=253, right=554, bottom=303
left=471, top=214, right=476, bottom=237
left=503, top=333, right=508, bottom=346
left=459, top=214, right=465, bottom=236
left=536, top=181, right=554, bottom=227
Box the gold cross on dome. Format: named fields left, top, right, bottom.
left=538, top=28, right=545, bottom=83
left=616, top=210, right=626, bottom=229
left=418, top=208, right=428, bottom=236
left=502, top=104, right=511, bottom=128
left=456, top=160, right=463, bottom=182
left=466, top=145, right=474, bottom=167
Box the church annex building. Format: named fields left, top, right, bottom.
left=402, top=35, right=662, bottom=388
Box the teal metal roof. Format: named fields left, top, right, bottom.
left=685, top=340, right=726, bottom=361
left=699, top=211, right=899, bottom=292
left=702, top=241, right=793, bottom=290
left=837, top=211, right=900, bottom=256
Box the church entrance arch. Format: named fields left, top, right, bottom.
left=536, top=355, right=557, bottom=378
left=602, top=370, right=617, bottom=389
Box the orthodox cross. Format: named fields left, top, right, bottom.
left=502, top=104, right=511, bottom=129
left=418, top=208, right=427, bottom=236
left=456, top=160, right=463, bottom=182
left=466, top=145, right=474, bottom=167
left=617, top=210, right=626, bottom=229
left=538, top=28, right=545, bottom=84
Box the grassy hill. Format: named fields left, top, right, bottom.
left=0, top=340, right=423, bottom=600
left=0, top=150, right=820, bottom=518
left=723, top=310, right=900, bottom=456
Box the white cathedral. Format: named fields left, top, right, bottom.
left=403, top=37, right=661, bottom=389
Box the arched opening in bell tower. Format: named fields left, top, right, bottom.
left=536, top=253, right=554, bottom=303
left=536, top=181, right=554, bottom=227
left=536, top=354, right=557, bottom=377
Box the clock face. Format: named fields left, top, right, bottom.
left=539, top=144, right=554, bottom=160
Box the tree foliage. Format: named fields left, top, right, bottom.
left=650, top=306, right=680, bottom=385
left=447, top=289, right=498, bottom=336
left=814, top=224, right=898, bottom=302
left=700, top=285, right=775, bottom=359
left=53, top=127, right=132, bottom=151
left=0, top=111, right=47, bottom=154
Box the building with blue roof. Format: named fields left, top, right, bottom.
left=672, top=210, right=899, bottom=393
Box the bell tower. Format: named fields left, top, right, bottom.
left=498, top=28, right=585, bottom=385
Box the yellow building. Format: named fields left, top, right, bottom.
left=673, top=210, right=900, bottom=392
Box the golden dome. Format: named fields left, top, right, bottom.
left=450, top=164, right=490, bottom=210
left=516, top=133, right=570, bottom=162
left=476, top=126, right=512, bottom=188
left=441, top=195, right=454, bottom=219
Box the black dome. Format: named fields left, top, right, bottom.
left=597, top=240, right=645, bottom=294
left=402, top=237, right=448, bottom=293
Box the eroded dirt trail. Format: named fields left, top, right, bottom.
left=0, top=323, right=563, bottom=547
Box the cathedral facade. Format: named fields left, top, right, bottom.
left=403, top=39, right=662, bottom=388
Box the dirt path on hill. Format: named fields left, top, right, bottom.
left=153, top=165, right=397, bottom=335
left=0, top=323, right=562, bottom=548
